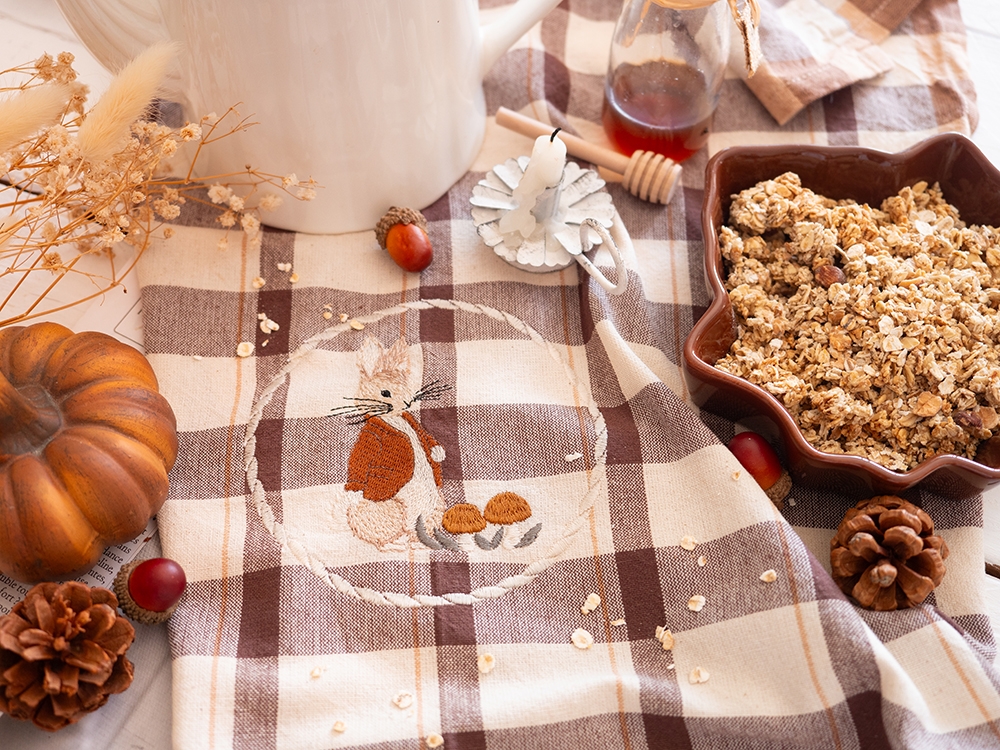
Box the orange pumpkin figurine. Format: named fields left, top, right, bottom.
left=0, top=322, right=178, bottom=582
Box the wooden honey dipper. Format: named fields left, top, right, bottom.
left=495, top=107, right=682, bottom=205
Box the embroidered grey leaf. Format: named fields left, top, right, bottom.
left=514, top=523, right=542, bottom=548
left=475, top=528, right=504, bottom=550
left=414, top=515, right=441, bottom=550
left=432, top=527, right=461, bottom=551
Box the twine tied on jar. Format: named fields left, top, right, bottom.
left=638, top=0, right=762, bottom=76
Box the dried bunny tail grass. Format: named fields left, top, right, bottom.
left=0, top=83, right=71, bottom=154
left=77, top=41, right=179, bottom=164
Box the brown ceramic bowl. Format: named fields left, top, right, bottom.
left=682, top=133, right=1000, bottom=499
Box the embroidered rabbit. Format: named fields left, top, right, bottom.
left=332, top=336, right=449, bottom=550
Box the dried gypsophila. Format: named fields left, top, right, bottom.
left=0, top=44, right=317, bottom=327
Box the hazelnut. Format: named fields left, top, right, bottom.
left=813, top=264, right=846, bottom=287
left=954, top=411, right=983, bottom=431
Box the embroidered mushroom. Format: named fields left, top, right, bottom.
left=440, top=503, right=487, bottom=550
left=483, top=492, right=540, bottom=549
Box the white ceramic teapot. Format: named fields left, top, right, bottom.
left=56, top=0, right=562, bottom=234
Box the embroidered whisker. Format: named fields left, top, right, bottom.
left=409, top=380, right=451, bottom=404
left=343, top=405, right=392, bottom=425
left=330, top=401, right=391, bottom=418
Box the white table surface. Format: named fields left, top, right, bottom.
left=0, top=1, right=998, bottom=747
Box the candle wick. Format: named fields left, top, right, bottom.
left=550, top=128, right=562, bottom=143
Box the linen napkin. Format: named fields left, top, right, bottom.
left=138, top=1, right=994, bottom=748
left=722, top=0, right=973, bottom=126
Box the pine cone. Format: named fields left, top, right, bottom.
left=830, top=495, right=949, bottom=611
left=0, top=581, right=135, bottom=731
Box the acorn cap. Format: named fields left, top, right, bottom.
left=113, top=560, right=179, bottom=625
left=375, top=206, right=428, bottom=249
left=765, top=469, right=792, bottom=510
left=483, top=492, right=532, bottom=525
left=442, top=503, right=487, bottom=534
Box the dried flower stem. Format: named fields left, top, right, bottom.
left=0, top=49, right=316, bottom=327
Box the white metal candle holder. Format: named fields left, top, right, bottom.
left=470, top=157, right=627, bottom=295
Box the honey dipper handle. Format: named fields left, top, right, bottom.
left=495, top=107, right=632, bottom=175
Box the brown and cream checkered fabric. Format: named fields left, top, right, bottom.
left=136, top=1, right=996, bottom=747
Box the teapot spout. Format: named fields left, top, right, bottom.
left=480, top=0, right=563, bottom=78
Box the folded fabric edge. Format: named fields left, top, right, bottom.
left=738, top=42, right=896, bottom=126
left=834, top=0, right=926, bottom=43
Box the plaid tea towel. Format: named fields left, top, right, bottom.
left=137, top=0, right=994, bottom=747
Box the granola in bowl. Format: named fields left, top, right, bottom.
left=713, top=172, right=1000, bottom=472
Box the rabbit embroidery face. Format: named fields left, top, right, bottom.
left=331, top=336, right=450, bottom=550
left=332, top=336, right=449, bottom=423
left=354, top=335, right=415, bottom=417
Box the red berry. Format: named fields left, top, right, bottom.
left=385, top=222, right=433, bottom=272
left=128, top=557, right=186, bottom=612
left=727, top=431, right=782, bottom=490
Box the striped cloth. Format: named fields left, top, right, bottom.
left=136, top=0, right=995, bottom=747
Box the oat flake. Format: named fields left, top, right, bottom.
left=581, top=593, right=601, bottom=614
left=426, top=733, right=445, bottom=748
left=251, top=276, right=265, bottom=289
left=687, top=595, right=706, bottom=612
left=697, top=556, right=707, bottom=567
left=236, top=342, right=254, bottom=358
left=477, top=653, right=496, bottom=674
left=392, top=691, right=414, bottom=709
left=310, top=667, right=323, bottom=679
left=332, top=721, right=346, bottom=733
left=571, top=628, right=594, bottom=650
left=323, top=311, right=333, bottom=320
left=680, top=535, right=698, bottom=551
left=760, top=569, right=778, bottom=583
left=349, top=319, right=365, bottom=330
left=689, top=666, right=710, bottom=684
left=610, top=619, right=626, bottom=627
left=655, top=626, right=675, bottom=651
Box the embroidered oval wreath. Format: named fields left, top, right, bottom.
left=245, top=299, right=606, bottom=607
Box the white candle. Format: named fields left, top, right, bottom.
left=498, top=129, right=567, bottom=238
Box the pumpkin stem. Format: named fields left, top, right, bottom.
left=0, top=369, right=61, bottom=455
left=0, top=368, right=41, bottom=429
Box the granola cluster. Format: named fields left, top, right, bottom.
left=714, top=172, right=1000, bottom=471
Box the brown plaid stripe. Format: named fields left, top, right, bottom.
left=137, top=0, right=998, bottom=747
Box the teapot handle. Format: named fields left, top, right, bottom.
left=55, top=0, right=178, bottom=92
left=480, top=0, right=563, bottom=77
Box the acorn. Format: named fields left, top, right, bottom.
left=727, top=431, right=792, bottom=509
left=113, top=557, right=187, bottom=625
left=375, top=206, right=433, bottom=272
